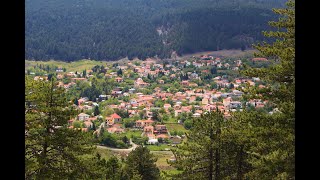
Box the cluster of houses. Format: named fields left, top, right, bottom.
left=29, top=55, right=271, bottom=146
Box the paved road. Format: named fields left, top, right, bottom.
left=97, top=139, right=138, bottom=152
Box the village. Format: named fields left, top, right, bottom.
left=26, top=53, right=273, bottom=152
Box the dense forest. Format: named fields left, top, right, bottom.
left=25, top=0, right=286, bottom=61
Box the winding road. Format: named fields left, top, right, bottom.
left=97, top=138, right=139, bottom=152
left=97, top=122, right=139, bottom=152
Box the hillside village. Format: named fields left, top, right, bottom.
left=24, top=1, right=295, bottom=178
left=25, top=54, right=273, bottom=150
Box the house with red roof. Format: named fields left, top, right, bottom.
left=181, top=80, right=189, bottom=86
left=154, top=125, right=167, bottom=134
left=163, top=104, right=172, bottom=110
left=105, top=113, right=122, bottom=126
left=107, top=126, right=125, bottom=134
left=156, top=134, right=169, bottom=139
left=83, top=121, right=93, bottom=128
left=143, top=126, right=154, bottom=137
left=134, top=78, right=149, bottom=88
left=115, top=77, right=123, bottom=83
left=135, top=119, right=155, bottom=128
left=252, top=57, right=268, bottom=61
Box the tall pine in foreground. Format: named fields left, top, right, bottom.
left=168, top=110, right=249, bottom=179
left=238, top=0, right=295, bottom=178
left=123, top=146, right=160, bottom=180
left=25, top=77, right=99, bottom=179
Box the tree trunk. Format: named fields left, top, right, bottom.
left=209, top=129, right=214, bottom=180
left=215, top=129, right=221, bottom=180
left=237, top=145, right=244, bottom=180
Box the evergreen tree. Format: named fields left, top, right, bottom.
left=83, top=69, right=87, bottom=77
left=74, top=98, right=79, bottom=106
left=229, top=83, right=234, bottom=89
left=238, top=0, right=295, bottom=178
left=105, top=156, right=121, bottom=180
left=94, top=105, right=100, bottom=116
left=151, top=109, right=160, bottom=122
left=122, top=136, right=129, bottom=144
left=210, top=67, right=217, bottom=75
left=25, top=77, right=97, bottom=179
left=169, top=110, right=245, bottom=179
left=124, top=146, right=160, bottom=180
left=47, top=73, right=53, bottom=81
left=117, top=68, right=123, bottom=76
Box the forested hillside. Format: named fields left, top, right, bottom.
left=25, top=0, right=286, bottom=61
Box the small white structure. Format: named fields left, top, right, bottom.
left=148, top=138, right=158, bottom=145
left=193, top=113, right=201, bottom=118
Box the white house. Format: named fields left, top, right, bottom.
left=78, top=113, right=90, bottom=121
left=148, top=138, right=158, bottom=145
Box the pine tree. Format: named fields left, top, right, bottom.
left=124, top=146, right=160, bottom=180
left=122, top=136, right=129, bottom=144
left=238, top=0, right=295, bottom=178
left=229, top=83, right=234, bottom=89
left=48, top=73, right=53, bottom=81
left=117, top=68, right=123, bottom=76
left=25, top=77, right=97, bottom=179
left=74, top=98, right=79, bottom=106
left=94, top=105, right=100, bottom=116
left=83, top=69, right=87, bottom=77
left=210, top=67, right=217, bottom=75
left=105, top=156, right=121, bottom=180
left=169, top=110, right=242, bottom=179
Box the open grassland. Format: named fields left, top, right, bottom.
left=25, top=49, right=255, bottom=72
left=151, top=151, right=176, bottom=172
left=25, top=59, right=108, bottom=72
left=95, top=146, right=116, bottom=160
left=146, top=144, right=173, bottom=151
left=25, top=58, right=144, bottom=72
left=123, top=129, right=142, bottom=139
left=165, top=123, right=188, bottom=133
left=95, top=147, right=177, bottom=172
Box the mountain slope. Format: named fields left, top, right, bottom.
left=25, top=0, right=286, bottom=61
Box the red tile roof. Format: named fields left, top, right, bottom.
left=156, top=134, right=169, bottom=139
left=111, top=113, right=121, bottom=119
left=144, top=119, right=154, bottom=123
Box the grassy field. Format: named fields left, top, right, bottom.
left=146, top=144, right=174, bottom=151
left=93, top=146, right=178, bottom=173
left=165, top=123, right=188, bottom=134
left=25, top=59, right=109, bottom=72
left=165, top=117, right=178, bottom=123
left=25, top=57, right=145, bottom=72
left=95, top=146, right=116, bottom=160
left=123, top=129, right=142, bottom=139
left=151, top=151, right=176, bottom=172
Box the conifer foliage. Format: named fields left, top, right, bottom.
left=25, top=77, right=97, bottom=179
left=169, top=110, right=229, bottom=179
left=168, top=1, right=295, bottom=179
left=238, top=0, right=295, bottom=178
left=124, top=146, right=160, bottom=180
